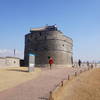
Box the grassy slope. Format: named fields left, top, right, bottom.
left=54, top=68, right=100, bottom=100
left=0, top=67, right=41, bottom=91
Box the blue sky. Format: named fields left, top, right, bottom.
left=0, top=0, right=100, bottom=61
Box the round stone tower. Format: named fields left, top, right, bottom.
left=24, top=25, right=73, bottom=67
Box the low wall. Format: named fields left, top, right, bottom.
left=0, top=57, right=20, bottom=67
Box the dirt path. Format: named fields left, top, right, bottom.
left=0, top=67, right=86, bottom=100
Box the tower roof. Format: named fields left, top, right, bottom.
left=30, top=25, right=57, bottom=32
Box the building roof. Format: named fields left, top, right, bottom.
left=0, top=57, right=20, bottom=59
left=30, top=25, right=57, bottom=32
left=6, top=56, right=20, bottom=59
left=30, top=27, right=46, bottom=31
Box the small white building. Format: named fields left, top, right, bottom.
left=0, top=57, right=20, bottom=67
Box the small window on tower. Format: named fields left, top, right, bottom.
left=44, top=47, right=47, bottom=50
left=35, top=37, right=37, bottom=40
left=39, top=32, right=41, bottom=36
left=14, top=61, right=16, bottom=64
left=63, top=44, right=64, bottom=46
left=30, top=34, right=32, bottom=38
left=45, top=36, right=47, bottom=40
left=27, top=39, right=30, bottom=42
left=34, top=48, right=37, bottom=51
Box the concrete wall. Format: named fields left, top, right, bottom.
left=24, top=26, right=73, bottom=67
left=0, top=57, right=20, bottom=67
left=0, top=57, right=6, bottom=67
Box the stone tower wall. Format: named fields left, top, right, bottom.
left=24, top=27, right=73, bottom=67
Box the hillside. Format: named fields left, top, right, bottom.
left=54, top=68, right=100, bottom=100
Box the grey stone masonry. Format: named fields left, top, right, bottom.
left=24, top=25, right=73, bottom=67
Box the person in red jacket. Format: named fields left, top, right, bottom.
left=49, top=57, right=54, bottom=69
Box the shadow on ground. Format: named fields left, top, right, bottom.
left=6, top=69, right=28, bottom=72
left=38, top=97, right=48, bottom=100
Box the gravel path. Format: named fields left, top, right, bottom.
left=0, top=67, right=86, bottom=100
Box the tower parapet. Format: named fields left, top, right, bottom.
left=30, top=25, right=57, bottom=32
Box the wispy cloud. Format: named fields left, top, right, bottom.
left=0, top=49, right=24, bottom=59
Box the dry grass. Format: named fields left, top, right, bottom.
left=0, top=67, right=41, bottom=92
left=53, top=68, right=100, bottom=100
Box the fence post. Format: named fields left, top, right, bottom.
left=61, top=81, right=63, bottom=87
left=49, top=91, right=54, bottom=100
left=75, top=72, right=77, bottom=76
left=88, top=67, right=89, bottom=70
left=68, top=74, right=70, bottom=80
left=80, top=70, right=82, bottom=73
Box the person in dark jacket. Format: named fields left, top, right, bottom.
left=87, top=61, right=89, bottom=67
left=78, top=59, right=82, bottom=67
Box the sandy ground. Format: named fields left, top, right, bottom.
left=53, top=68, right=100, bottom=100
left=0, top=67, right=41, bottom=91
left=0, top=67, right=85, bottom=100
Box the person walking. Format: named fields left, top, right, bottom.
left=91, top=64, right=93, bottom=69
left=49, top=57, right=54, bottom=70
left=87, top=61, right=89, bottom=67
left=78, top=59, right=82, bottom=67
